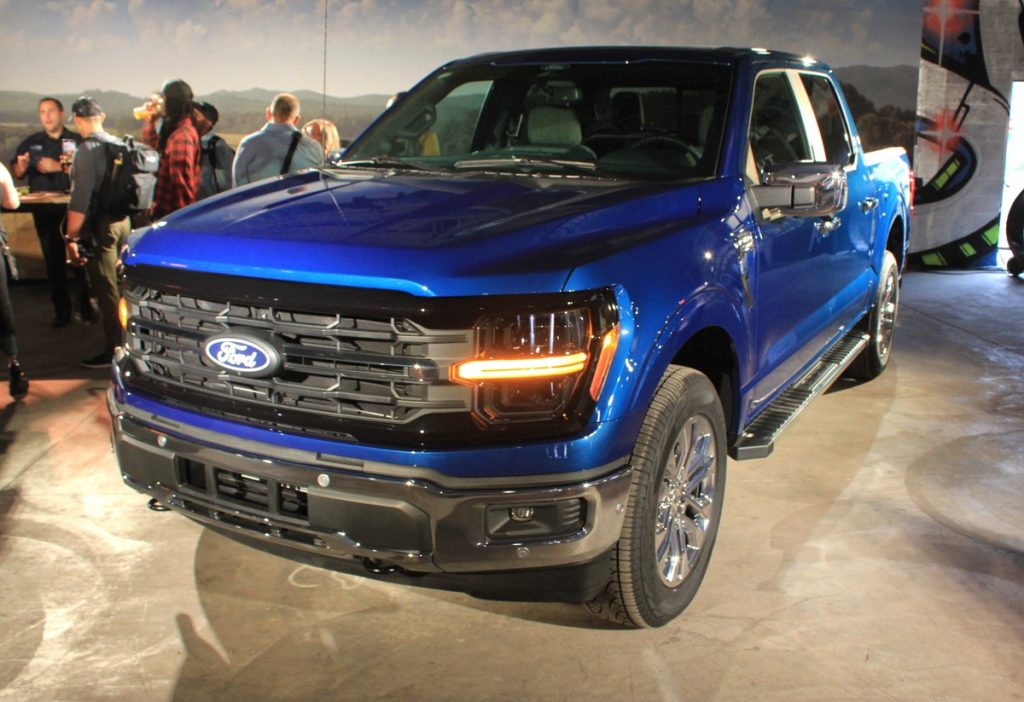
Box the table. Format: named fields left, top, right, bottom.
left=5, top=190, right=70, bottom=210
left=1, top=191, right=69, bottom=280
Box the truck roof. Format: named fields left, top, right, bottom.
left=445, top=46, right=818, bottom=69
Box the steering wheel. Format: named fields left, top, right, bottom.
left=632, top=135, right=701, bottom=165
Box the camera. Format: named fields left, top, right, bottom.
left=74, top=239, right=95, bottom=261
left=63, top=236, right=94, bottom=263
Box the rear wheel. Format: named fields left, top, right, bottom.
left=847, top=249, right=899, bottom=380
left=585, top=366, right=726, bottom=628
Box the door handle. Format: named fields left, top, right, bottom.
left=814, top=216, right=841, bottom=235
left=859, top=196, right=879, bottom=213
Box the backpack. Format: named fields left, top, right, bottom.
left=91, top=135, right=160, bottom=218
left=202, top=134, right=235, bottom=194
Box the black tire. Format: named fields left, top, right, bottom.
left=847, top=249, right=899, bottom=380
left=1005, top=187, right=1024, bottom=276
left=585, top=366, right=727, bottom=628
left=1006, top=187, right=1024, bottom=252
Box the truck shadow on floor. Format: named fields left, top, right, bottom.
left=169, top=525, right=619, bottom=700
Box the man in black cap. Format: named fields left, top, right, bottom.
left=9, top=97, right=93, bottom=327
left=63, top=97, right=131, bottom=369
left=193, top=101, right=235, bottom=200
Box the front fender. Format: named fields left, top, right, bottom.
left=625, top=283, right=752, bottom=430
left=567, top=177, right=756, bottom=431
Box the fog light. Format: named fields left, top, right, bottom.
left=509, top=506, right=535, bottom=522
left=485, top=499, right=586, bottom=541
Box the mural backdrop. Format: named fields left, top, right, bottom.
left=911, top=0, right=1024, bottom=267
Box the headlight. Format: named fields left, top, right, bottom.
left=451, top=292, right=619, bottom=425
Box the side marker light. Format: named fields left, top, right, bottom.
left=589, top=325, right=620, bottom=400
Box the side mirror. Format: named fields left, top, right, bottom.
left=753, top=163, right=847, bottom=218
left=398, top=105, right=436, bottom=138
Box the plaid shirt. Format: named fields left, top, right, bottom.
left=143, top=117, right=200, bottom=219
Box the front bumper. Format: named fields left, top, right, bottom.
left=108, top=390, right=632, bottom=581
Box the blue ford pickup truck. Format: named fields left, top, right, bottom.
left=110, top=47, right=911, bottom=627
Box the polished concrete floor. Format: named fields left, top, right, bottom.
left=0, top=271, right=1022, bottom=702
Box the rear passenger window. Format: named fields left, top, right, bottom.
left=748, top=73, right=811, bottom=173
left=800, top=74, right=854, bottom=166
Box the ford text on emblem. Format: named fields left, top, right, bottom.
left=203, top=335, right=281, bottom=377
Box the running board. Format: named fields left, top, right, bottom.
left=731, top=332, right=869, bottom=460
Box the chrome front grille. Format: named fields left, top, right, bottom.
left=123, top=284, right=474, bottom=426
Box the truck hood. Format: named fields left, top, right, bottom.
left=125, top=169, right=702, bottom=296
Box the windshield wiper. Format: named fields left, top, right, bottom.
left=333, top=156, right=448, bottom=173
left=453, top=156, right=598, bottom=175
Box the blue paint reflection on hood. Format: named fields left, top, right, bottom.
left=125, top=169, right=703, bottom=296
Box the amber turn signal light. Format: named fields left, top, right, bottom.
left=452, top=352, right=589, bottom=381
left=118, top=297, right=129, bottom=329
left=589, top=325, right=620, bottom=400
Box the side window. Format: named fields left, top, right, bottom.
left=431, top=80, right=492, bottom=156
left=800, top=74, right=854, bottom=166
left=748, top=73, right=811, bottom=174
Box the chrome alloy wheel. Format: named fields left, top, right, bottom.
left=653, top=415, right=718, bottom=588
left=876, top=271, right=898, bottom=361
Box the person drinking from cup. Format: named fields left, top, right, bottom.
left=141, top=79, right=200, bottom=220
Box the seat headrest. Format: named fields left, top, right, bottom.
left=610, top=91, right=644, bottom=132
left=698, top=103, right=714, bottom=144
left=526, top=106, right=582, bottom=147
left=526, top=80, right=582, bottom=108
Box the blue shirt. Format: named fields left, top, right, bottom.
left=231, top=122, right=323, bottom=187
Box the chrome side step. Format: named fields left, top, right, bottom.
left=731, top=332, right=869, bottom=460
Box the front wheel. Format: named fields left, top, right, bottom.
left=585, top=366, right=726, bottom=628
left=847, top=249, right=900, bottom=380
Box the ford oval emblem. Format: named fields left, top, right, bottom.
left=203, top=335, right=280, bottom=377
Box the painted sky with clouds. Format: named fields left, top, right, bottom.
left=1, top=0, right=923, bottom=97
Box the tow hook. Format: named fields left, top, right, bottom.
left=147, top=498, right=171, bottom=512
left=363, top=558, right=400, bottom=575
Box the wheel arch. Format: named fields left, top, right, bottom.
left=886, top=215, right=906, bottom=272
left=669, top=326, right=741, bottom=437
left=625, top=290, right=749, bottom=440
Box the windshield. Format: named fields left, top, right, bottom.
left=342, top=60, right=733, bottom=181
